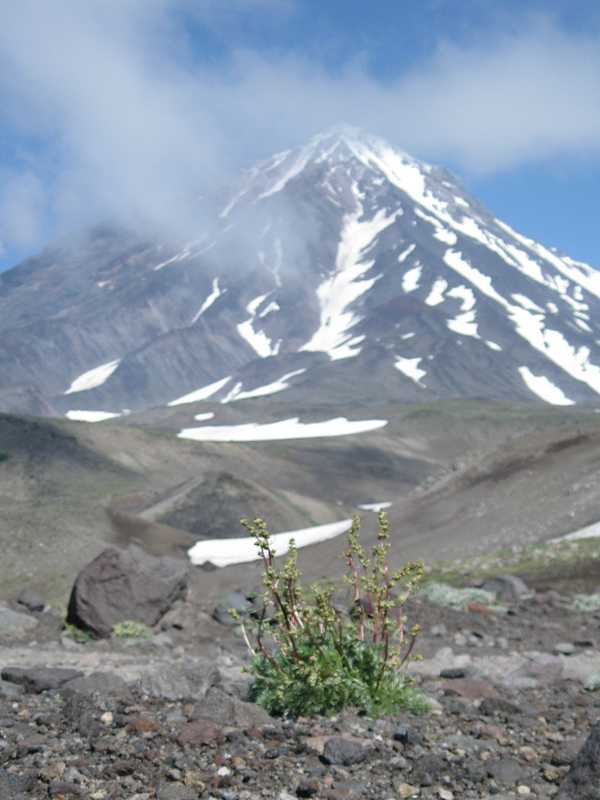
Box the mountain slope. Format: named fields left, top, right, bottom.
left=2, top=126, right=600, bottom=416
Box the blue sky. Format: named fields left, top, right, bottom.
left=1, top=0, right=599, bottom=271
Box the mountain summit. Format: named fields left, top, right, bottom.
left=1, top=127, right=600, bottom=418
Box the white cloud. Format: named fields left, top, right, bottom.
left=0, top=171, right=46, bottom=249
left=0, top=3, right=598, bottom=253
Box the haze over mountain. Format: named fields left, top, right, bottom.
left=2, top=126, right=600, bottom=419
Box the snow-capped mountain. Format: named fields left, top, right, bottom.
left=2, top=125, right=600, bottom=418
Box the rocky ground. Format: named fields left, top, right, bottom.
left=1, top=559, right=600, bottom=799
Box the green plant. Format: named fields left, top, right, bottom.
left=63, top=622, right=93, bottom=643
left=236, top=513, right=428, bottom=718
left=111, top=620, right=152, bottom=639
left=573, top=593, right=600, bottom=613
left=0, top=451, right=9, bottom=464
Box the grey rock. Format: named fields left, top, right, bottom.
left=213, top=591, right=253, bottom=626
left=410, top=754, right=448, bottom=786
left=479, top=575, right=533, bottom=602
left=392, top=725, right=421, bottom=746
left=0, top=604, right=38, bottom=638
left=557, top=721, right=600, bottom=799
left=16, top=588, right=46, bottom=613
left=479, top=696, right=522, bottom=717
left=1, top=666, right=83, bottom=693
left=0, top=678, right=24, bottom=698
left=61, top=691, right=105, bottom=738
left=156, top=784, right=198, bottom=800
left=66, top=544, right=189, bottom=638
left=584, top=672, right=600, bottom=691
left=321, top=737, right=368, bottom=766
left=0, top=767, right=34, bottom=800
left=49, top=781, right=82, bottom=797
left=554, top=642, right=577, bottom=656
left=61, top=671, right=133, bottom=700
left=487, top=757, right=528, bottom=786
left=440, top=667, right=468, bottom=679
left=136, top=662, right=219, bottom=701
left=191, top=686, right=271, bottom=727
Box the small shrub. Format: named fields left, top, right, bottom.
left=112, top=620, right=152, bottom=639
left=237, top=513, right=428, bottom=718
left=573, top=593, right=600, bottom=613
left=0, top=452, right=9, bottom=464
left=63, top=622, right=93, bottom=643
left=420, top=582, right=496, bottom=610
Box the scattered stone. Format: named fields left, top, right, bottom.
left=213, top=591, right=253, bottom=625
left=584, top=672, right=600, bottom=691
left=0, top=678, right=24, bottom=698
left=177, top=719, right=225, bottom=746
left=557, top=720, right=600, bottom=799
left=410, top=754, right=447, bottom=786
left=61, top=670, right=133, bottom=700
left=66, top=544, right=189, bottom=637
left=48, top=780, right=82, bottom=797
left=1, top=666, right=83, bottom=693
left=296, top=778, right=320, bottom=797
left=0, top=767, right=34, bottom=799
left=393, top=725, right=415, bottom=745
left=554, top=642, right=577, bottom=656
left=487, top=757, right=528, bottom=786
left=478, top=575, right=532, bottom=603
left=440, top=667, right=467, bottom=679
left=191, top=686, right=271, bottom=727
left=397, top=784, right=419, bottom=798
left=0, top=604, right=38, bottom=638
left=156, top=784, right=197, bottom=800
left=479, top=696, right=521, bottom=717
left=16, top=588, right=46, bottom=613
left=442, top=678, right=499, bottom=701
left=321, top=737, right=368, bottom=766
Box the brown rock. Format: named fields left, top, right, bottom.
left=177, top=719, right=225, bottom=747
left=442, top=679, right=500, bottom=701
left=128, top=716, right=161, bottom=734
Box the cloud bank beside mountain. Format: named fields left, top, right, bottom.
left=0, top=1, right=599, bottom=254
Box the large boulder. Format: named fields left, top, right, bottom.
left=557, top=721, right=600, bottom=799
left=66, top=545, right=189, bottom=638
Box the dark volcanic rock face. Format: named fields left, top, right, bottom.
left=2, top=127, right=600, bottom=417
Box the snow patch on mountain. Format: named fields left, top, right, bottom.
left=425, top=279, right=448, bottom=306
left=65, top=360, right=120, bottom=395
left=301, top=198, right=398, bottom=360
left=188, top=518, right=352, bottom=568
left=518, top=367, right=575, bottom=406
left=402, top=265, right=422, bottom=293
left=238, top=293, right=281, bottom=357
left=398, top=244, right=416, bottom=263
left=395, top=356, right=426, bottom=386
left=448, top=309, right=479, bottom=338
left=178, top=416, right=388, bottom=442
left=221, top=369, right=306, bottom=403
left=66, top=410, right=121, bottom=422
left=358, top=502, right=392, bottom=512
left=192, top=278, right=223, bottom=322
left=169, top=376, right=232, bottom=406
